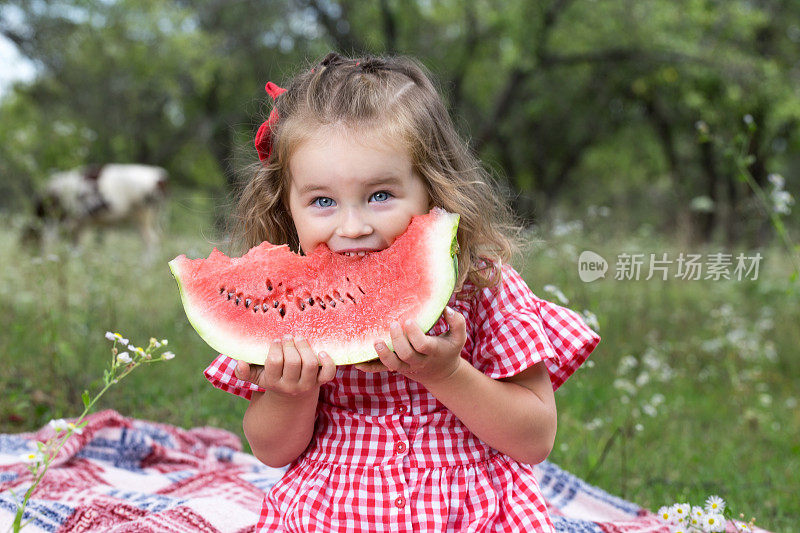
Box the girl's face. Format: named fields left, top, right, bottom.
left=287, top=125, right=430, bottom=255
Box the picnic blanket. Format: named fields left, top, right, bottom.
left=0, top=410, right=766, bottom=532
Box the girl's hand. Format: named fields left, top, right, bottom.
left=234, top=335, right=337, bottom=396
left=356, top=306, right=468, bottom=387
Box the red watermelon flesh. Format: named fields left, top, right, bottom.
left=169, top=208, right=459, bottom=365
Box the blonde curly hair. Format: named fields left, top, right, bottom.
left=230, top=52, right=524, bottom=297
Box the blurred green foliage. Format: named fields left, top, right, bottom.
left=0, top=0, right=798, bottom=243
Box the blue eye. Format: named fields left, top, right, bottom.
left=370, top=191, right=392, bottom=202
left=312, top=197, right=335, bottom=208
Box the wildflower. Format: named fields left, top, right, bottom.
left=21, top=450, right=45, bottom=464
left=105, top=331, right=116, bottom=341
left=671, top=503, right=690, bottom=521
left=49, top=419, right=69, bottom=432
left=734, top=521, right=752, bottom=532
left=581, top=310, right=600, bottom=331
left=162, top=351, right=175, bottom=360
left=669, top=527, right=687, bottom=533
left=743, top=114, right=754, bottom=126
left=702, top=512, right=726, bottom=532
left=67, top=422, right=83, bottom=435
left=117, top=352, right=132, bottom=364
left=132, top=346, right=147, bottom=359
left=642, top=403, right=657, bottom=417
left=161, top=339, right=169, bottom=345
left=705, top=495, right=725, bottom=514
left=542, top=284, right=569, bottom=305
left=657, top=506, right=672, bottom=522
left=771, top=189, right=794, bottom=215
left=768, top=173, right=784, bottom=187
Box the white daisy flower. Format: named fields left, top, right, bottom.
left=657, top=505, right=673, bottom=523
left=105, top=331, right=116, bottom=341
left=669, top=526, right=687, bottom=533
left=117, top=352, right=132, bottom=364
left=705, top=495, right=725, bottom=514
left=21, top=450, right=45, bottom=464
left=49, top=419, right=69, bottom=432
left=734, top=521, right=752, bottom=532
left=702, top=513, right=726, bottom=532
left=692, top=505, right=705, bottom=519
left=671, top=503, right=690, bottom=522
left=66, top=422, right=83, bottom=435
left=160, top=339, right=169, bottom=345
left=162, top=351, right=175, bottom=360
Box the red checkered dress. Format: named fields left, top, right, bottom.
left=204, top=264, right=600, bottom=532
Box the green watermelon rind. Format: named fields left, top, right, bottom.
left=169, top=210, right=460, bottom=366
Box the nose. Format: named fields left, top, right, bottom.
left=336, top=207, right=373, bottom=238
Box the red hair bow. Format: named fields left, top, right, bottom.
left=255, top=81, right=287, bottom=162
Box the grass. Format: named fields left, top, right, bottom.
left=1, top=205, right=798, bottom=530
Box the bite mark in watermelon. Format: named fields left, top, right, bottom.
left=169, top=208, right=459, bottom=365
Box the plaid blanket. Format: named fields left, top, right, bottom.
left=0, top=410, right=767, bottom=532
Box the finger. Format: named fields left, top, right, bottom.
left=281, top=335, right=302, bottom=382
left=317, top=351, right=338, bottom=384
left=444, top=306, right=468, bottom=348
left=389, top=321, right=416, bottom=363
left=294, top=336, right=318, bottom=388
left=403, top=319, right=433, bottom=355
left=263, top=338, right=284, bottom=384
left=375, top=338, right=405, bottom=372
left=235, top=360, right=260, bottom=383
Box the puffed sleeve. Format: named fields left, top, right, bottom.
left=203, top=354, right=266, bottom=400
left=471, top=264, right=600, bottom=390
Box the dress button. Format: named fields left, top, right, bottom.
left=395, top=441, right=407, bottom=454
left=394, top=496, right=406, bottom=508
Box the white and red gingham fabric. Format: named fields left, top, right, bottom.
left=204, top=264, right=600, bottom=532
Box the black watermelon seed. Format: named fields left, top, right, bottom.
left=273, top=300, right=279, bottom=307
left=308, top=297, right=314, bottom=306
left=245, top=298, right=251, bottom=308
left=227, top=292, right=234, bottom=300
left=279, top=307, right=285, bottom=317
left=262, top=303, right=269, bottom=312
left=235, top=295, right=241, bottom=305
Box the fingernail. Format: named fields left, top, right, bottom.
left=405, top=319, right=414, bottom=327
left=295, top=335, right=304, bottom=342
left=445, top=306, right=454, bottom=315
left=283, top=334, right=292, bottom=341
left=375, top=342, right=386, bottom=351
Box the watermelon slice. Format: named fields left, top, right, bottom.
left=169, top=208, right=459, bottom=365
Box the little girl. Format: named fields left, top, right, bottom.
left=204, top=52, right=600, bottom=532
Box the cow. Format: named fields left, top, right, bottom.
left=24, top=164, right=168, bottom=257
